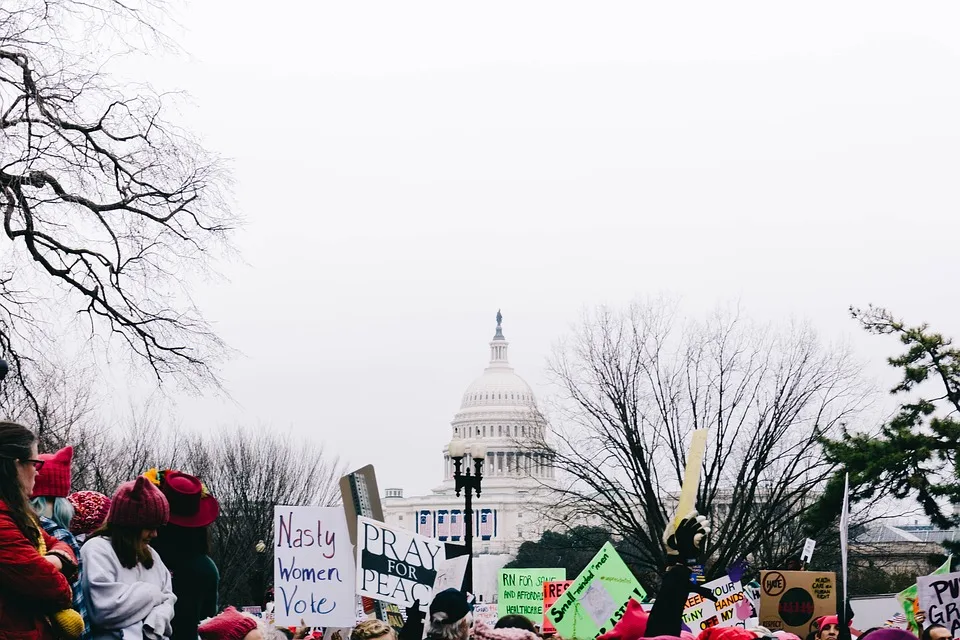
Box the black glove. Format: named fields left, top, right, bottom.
left=664, top=511, right=710, bottom=566
left=399, top=600, right=425, bottom=640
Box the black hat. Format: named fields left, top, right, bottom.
left=429, top=589, right=472, bottom=624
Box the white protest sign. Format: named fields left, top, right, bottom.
left=357, top=516, right=446, bottom=608
left=273, top=506, right=356, bottom=627
left=840, top=474, right=850, bottom=614
left=434, top=554, right=469, bottom=593
left=919, top=571, right=960, bottom=637
left=682, top=576, right=751, bottom=632
left=474, top=604, right=499, bottom=627
left=801, top=539, right=817, bottom=564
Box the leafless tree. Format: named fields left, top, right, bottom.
left=0, top=0, right=236, bottom=420
left=530, top=300, right=872, bottom=590
left=174, top=427, right=345, bottom=607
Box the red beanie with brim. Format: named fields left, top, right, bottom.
left=199, top=607, right=258, bottom=640
left=597, top=599, right=649, bottom=640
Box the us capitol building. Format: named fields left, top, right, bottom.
left=382, top=312, right=562, bottom=599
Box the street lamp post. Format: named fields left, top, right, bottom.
left=449, top=440, right=486, bottom=595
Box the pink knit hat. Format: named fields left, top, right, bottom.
left=32, top=446, right=73, bottom=498
left=473, top=621, right=539, bottom=640
left=199, top=607, right=258, bottom=640
left=109, top=476, right=170, bottom=529
left=68, top=491, right=111, bottom=535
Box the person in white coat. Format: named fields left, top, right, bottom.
left=81, top=476, right=177, bottom=640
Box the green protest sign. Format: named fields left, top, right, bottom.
left=498, top=569, right=567, bottom=622
left=898, top=556, right=952, bottom=634
left=545, top=543, right=646, bottom=640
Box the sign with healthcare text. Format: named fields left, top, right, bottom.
left=273, top=506, right=356, bottom=627
left=546, top=543, right=647, bottom=640
left=759, top=571, right=836, bottom=636
left=356, top=516, right=446, bottom=608
left=918, top=571, right=960, bottom=637
left=498, top=569, right=566, bottom=623
left=682, top=576, right=752, bottom=632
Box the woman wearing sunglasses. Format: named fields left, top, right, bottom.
left=0, top=421, right=82, bottom=640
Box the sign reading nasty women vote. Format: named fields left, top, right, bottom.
left=357, top=516, right=446, bottom=608
left=273, top=506, right=355, bottom=627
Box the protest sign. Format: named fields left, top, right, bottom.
left=340, top=465, right=384, bottom=546
left=918, top=571, right=960, bottom=637
left=759, top=571, right=836, bottom=636
left=682, top=576, right=751, bottom=632
left=840, top=474, right=850, bottom=622
left=801, top=539, right=816, bottom=564
left=356, top=516, right=446, bottom=608
left=433, top=543, right=469, bottom=593
left=546, top=543, right=647, bottom=640
left=544, top=581, right=574, bottom=635
left=273, top=506, right=356, bottom=627
left=474, top=604, right=499, bottom=628
left=674, top=429, right=708, bottom=527
left=499, top=569, right=566, bottom=622
left=898, top=557, right=953, bottom=634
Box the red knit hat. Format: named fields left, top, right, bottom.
left=698, top=627, right=757, bottom=640
left=597, top=599, right=648, bottom=640
left=68, top=491, right=111, bottom=535
left=32, top=446, right=73, bottom=498
left=198, top=607, right=258, bottom=640
left=109, top=476, right=170, bottom=529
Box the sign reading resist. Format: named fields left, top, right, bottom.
left=356, top=516, right=446, bottom=608
left=273, top=506, right=356, bottom=627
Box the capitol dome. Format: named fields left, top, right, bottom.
left=440, top=311, right=554, bottom=488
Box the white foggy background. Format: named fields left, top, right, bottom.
left=98, top=2, right=960, bottom=496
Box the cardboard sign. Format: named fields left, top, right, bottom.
left=356, top=516, right=446, bottom=608
left=801, top=539, right=816, bottom=564
left=919, top=571, right=960, bottom=637
left=683, top=576, right=752, bottom=632
left=498, top=569, right=566, bottom=622
left=674, top=429, right=708, bottom=527
left=273, top=506, right=356, bottom=627
left=340, top=466, right=384, bottom=546
left=544, top=581, right=574, bottom=635
left=759, top=571, right=836, bottom=635
left=546, top=543, right=647, bottom=640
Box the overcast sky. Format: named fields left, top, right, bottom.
left=108, top=1, right=960, bottom=496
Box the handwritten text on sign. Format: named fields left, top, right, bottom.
left=273, top=506, right=355, bottom=627
left=682, top=577, right=750, bottom=631
left=919, top=571, right=960, bottom=638
left=498, top=569, right=566, bottom=622
left=356, top=516, right=446, bottom=608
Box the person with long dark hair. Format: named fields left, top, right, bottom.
left=0, top=421, right=83, bottom=640
left=149, top=470, right=221, bottom=640
left=82, top=476, right=177, bottom=639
